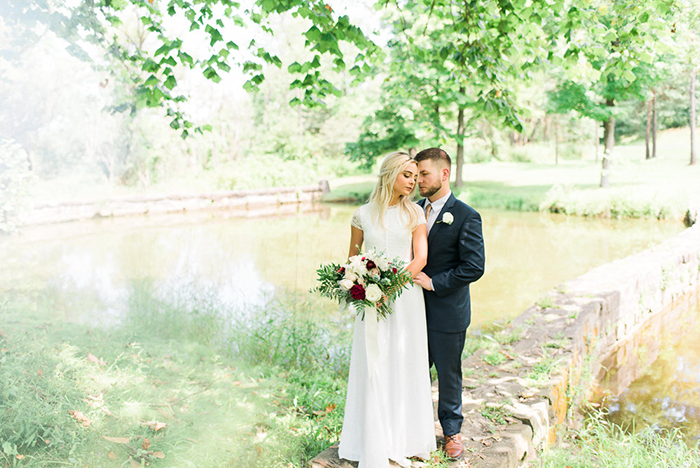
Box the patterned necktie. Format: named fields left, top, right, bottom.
left=425, top=203, right=432, bottom=220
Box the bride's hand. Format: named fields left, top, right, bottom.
left=414, top=272, right=433, bottom=290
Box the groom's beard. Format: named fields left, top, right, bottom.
left=419, top=183, right=441, bottom=198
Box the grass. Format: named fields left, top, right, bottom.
left=321, top=128, right=700, bottom=222
left=527, top=351, right=560, bottom=385
left=538, top=410, right=700, bottom=467
left=480, top=404, right=513, bottom=426
left=495, top=328, right=522, bottom=345
left=0, top=285, right=351, bottom=467
left=536, top=296, right=556, bottom=309
left=482, top=351, right=507, bottom=366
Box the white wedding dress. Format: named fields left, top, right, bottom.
left=338, top=204, right=436, bottom=468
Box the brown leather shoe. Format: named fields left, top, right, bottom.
left=444, top=433, right=463, bottom=460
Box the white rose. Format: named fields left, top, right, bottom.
left=344, top=271, right=357, bottom=282
left=375, top=257, right=390, bottom=271
left=441, top=212, right=454, bottom=225
left=365, top=284, right=383, bottom=303
left=349, top=258, right=367, bottom=275
left=339, top=279, right=354, bottom=291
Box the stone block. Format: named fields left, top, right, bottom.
left=505, top=400, right=549, bottom=449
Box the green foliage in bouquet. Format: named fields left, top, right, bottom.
left=310, top=250, right=413, bottom=320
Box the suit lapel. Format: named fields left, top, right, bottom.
left=428, top=193, right=457, bottom=246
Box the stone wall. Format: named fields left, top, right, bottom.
left=311, top=222, right=700, bottom=468
left=19, top=182, right=328, bottom=226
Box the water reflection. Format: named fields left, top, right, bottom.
left=0, top=204, right=686, bottom=328
left=604, top=307, right=700, bottom=442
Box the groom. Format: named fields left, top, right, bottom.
left=413, top=148, right=485, bottom=460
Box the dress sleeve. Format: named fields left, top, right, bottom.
left=417, top=208, right=426, bottom=225
left=351, top=208, right=362, bottom=230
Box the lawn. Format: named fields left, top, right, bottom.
left=325, top=127, right=700, bottom=222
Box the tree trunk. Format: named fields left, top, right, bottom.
left=594, top=121, right=599, bottom=163
left=297, top=89, right=303, bottom=137
left=455, top=88, right=465, bottom=188
left=645, top=99, right=652, bottom=160
left=691, top=68, right=697, bottom=166
left=554, top=120, right=559, bottom=165
left=528, top=118, right=541, bottom=143
left=434, top=103, right=441, bottom=139
left=600, top=104, right=615, bottom=188
left=652, top=91, right=658, bottom=158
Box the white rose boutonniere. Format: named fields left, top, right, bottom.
left=440, top=212, right=454, bottom=225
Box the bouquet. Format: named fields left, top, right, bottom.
left=311, top=249, right=413, bottom=320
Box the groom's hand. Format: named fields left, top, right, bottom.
left=414, top=272, right=433, bottom=291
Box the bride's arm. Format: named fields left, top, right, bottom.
left=348, top=226, right=364, bottom=259
left=406, top=223, right=428, bottom=278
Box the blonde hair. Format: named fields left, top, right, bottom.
left=368, top=151, right=421, bottom=230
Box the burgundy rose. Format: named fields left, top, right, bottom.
left=366, top=260, right=377, bottom=270
left=392, top=267, right=398, bottom=274
left=350, top=284, right=366, bottom=300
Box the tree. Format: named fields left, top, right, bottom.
left=0, top=1, right=380, bottom=137
left=674, top=0, right=700, bottom=165
left=348, top=0, right=565, bottom=184
left=547, top=0, right=674, bottom=187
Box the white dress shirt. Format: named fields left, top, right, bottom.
left=424, top=191, right=451, bottom=292
left=425, top=191, right=452, bottom=234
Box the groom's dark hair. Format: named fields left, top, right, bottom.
left=414, top=147, right=451, bottom=168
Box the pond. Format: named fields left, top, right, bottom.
left=0, top=203, right=685, bottom=330
left=603, top=300, right=700, bottom=443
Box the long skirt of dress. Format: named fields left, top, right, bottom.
left=338, top=284, right=436, bottom=468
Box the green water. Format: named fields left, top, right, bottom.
left=604, top=302, right=700, bottom=442
left=0, top=204, right=685, bottom=328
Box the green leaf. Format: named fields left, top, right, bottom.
left=178, top=51, right=194, bottom=65
left=160, top=56, right=177, bottom=67
left=205, top=25, right=224, bottom=46
left=164, top=75, right=177, bottom=90
left=142, top=58, right=160, bottom=73
left=288, top=62, right=302, bottom=73
left=306, top=25, right=322, bottom=42
left=203, top=67, right=221, bottom=83
left=144, top=75, right=159, bottom=87
left=154, top=43, right=171, bottom=56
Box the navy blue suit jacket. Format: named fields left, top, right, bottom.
left=419, top=194, right=485, bottom=333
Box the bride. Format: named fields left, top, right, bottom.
left=338, top=152, right=436, bottom=468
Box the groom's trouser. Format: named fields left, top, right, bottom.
left=428, top=329, right=466, bottom=437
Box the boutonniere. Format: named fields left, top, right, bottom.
left=438, top=212, right=454, bottom=225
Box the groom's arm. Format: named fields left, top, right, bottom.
left=430, top=211, right=485, bottom=297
